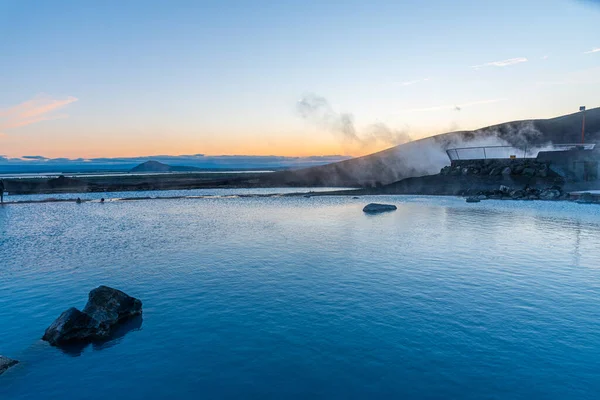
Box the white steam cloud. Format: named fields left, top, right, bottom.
left=296, top=94, right=411, bottom=151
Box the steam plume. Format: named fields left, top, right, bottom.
left=296, top=94, right=411, bottom=150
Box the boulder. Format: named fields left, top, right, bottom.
left=42, top=307, right=99, bottom=345
left=363, top=203, right=397, bottom=213
left=501, top=167, right=512, bottom=176
left=82, top=286, right=143, bottom=337
left=42, top=286, right=142, bottom=346
left=466, top=197, right=480, bottom=203
left=489, top=167, right=503, bottom=176
left=536, top=167, right=548, bottom=178
left=539, top=189, right=561, bottom=200
left=522, top=167, right=536, bottom=177
left=509, top=190, right=525, bottom=199
left=0, top=356, right=18, bottom=375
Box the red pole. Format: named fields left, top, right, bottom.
left=581, top=109, right=586, bottom=144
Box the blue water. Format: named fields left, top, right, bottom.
left=3, top=186, right=350, bottom=203
left=1, top=193, right=600, bottom=399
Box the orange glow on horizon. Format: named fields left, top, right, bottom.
left=1, top=134, right=394, bottom=159
left=0, top=125, right=399, bottom=159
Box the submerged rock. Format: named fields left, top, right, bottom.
left=0, top=356, right=18, bottom=375
left=362, top=203, right=397, bottom=213
left=466, top=197, right=480, bottom=203
left=43, top=286, right=142, bottom=346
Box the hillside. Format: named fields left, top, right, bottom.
left=130, top=160, right=202, bottom=173
left=262, top=107, right=600, bottom=187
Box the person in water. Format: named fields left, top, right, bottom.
left=0, top=180, right=4, bottom=204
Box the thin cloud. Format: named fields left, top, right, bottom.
left=584, top=48, right=600, bottom=54
left=0, top=94, right=78, bottom=132
left=400, top=98, right=506, bottom=113
left=470, top=57, right=528, bottom=69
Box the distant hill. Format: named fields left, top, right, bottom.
left=262, top=107, right=600, bottom=187
left=130, top=160, right=202, bottom=173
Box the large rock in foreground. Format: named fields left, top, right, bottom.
left=42, top=307, right=98, bottom=345
left=83, top=286, right=143, bottom=337
left=0, top=356, right=18, bottom=375
left=363, top=203, right=397, bottom=213
left=42, top=286, right=142, bottom=346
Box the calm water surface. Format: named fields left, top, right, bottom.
left=1, top=193, right=600, bottom=399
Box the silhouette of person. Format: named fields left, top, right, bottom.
left=0, top=180, right=4, bottom=204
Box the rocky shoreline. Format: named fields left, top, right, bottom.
left=465, top=185, right=565, bottom=203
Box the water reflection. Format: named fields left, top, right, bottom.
left=56, top=316, right=144, bottom=357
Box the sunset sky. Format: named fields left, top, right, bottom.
left=1, top=0, right=599, bottom=158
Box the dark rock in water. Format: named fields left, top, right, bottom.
left=0, top=356, right=19, bottom=375
left=576, top=192, right=595, bottom=204
left=42, top=286, right=142, bottom=346
left=83, top=286, right=143, bottom=337
left=362, top=203, right=397, bottom=213
left=42, top=307, right=98, bottom=346
left=466, top=197, right=480, bottom=203
left=352, top=196, right=360, bottom=199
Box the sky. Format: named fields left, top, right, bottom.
left=0, top=0, right=599, bottom=158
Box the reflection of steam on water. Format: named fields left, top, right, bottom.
left=296, top=94, right=411, bottom=152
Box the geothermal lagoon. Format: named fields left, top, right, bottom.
left=2, top=191, right=600, bottom=399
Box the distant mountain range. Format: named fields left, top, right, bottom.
left=0, top=154, right=351, bottom=174
left=264, top=107, right=600, bottom=187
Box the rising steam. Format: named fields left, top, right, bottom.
left=296, top=94, right=411, bottom=150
